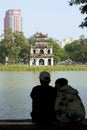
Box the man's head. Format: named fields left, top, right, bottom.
left=55, top=78, right=68, bottom=90
left=39, top=71, right=51, bottom=85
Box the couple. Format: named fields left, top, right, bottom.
left=30, top=71, right=85, bottom=123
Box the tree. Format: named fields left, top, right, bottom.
left=8, top=45, right=21, bottom=64
left=64, top=40, right=79, bottom=61
left=19, top=44, right=30, bottom=64
left=0, top=45, right=6, bottom=64
left=0, top=31, right=30, bottom=64
left=48, top=38, right=64, bottom=65
left=64, top=38, right=87, bottom=63
left=27, top=35, right=35, bottom=45
left=14, top=31, right=28, bottom=46
left=0, top=40, right=9, bottom=64
left=69, top=0, right=87, bottom=28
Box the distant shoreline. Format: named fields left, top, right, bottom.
left=0, top=65, right=87, bottom=71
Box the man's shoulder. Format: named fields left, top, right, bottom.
left=30, top=85, right=41, bottom=98
left=32, top=85, right=56, bottom=92
left=32, top=85, right=41, bottom=91
left=33, top=85, right=41, bottom=88
left=49, top=85, right=56, bottom=90
left=48, top=86, right=57, bottom=95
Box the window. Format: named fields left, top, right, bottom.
left=48, top=59, right=51, bottom=65
left=32, top=59, right=36, bottom=65
left=39, top=59, right=44, bottom=65
left=40, top=49, right=44, bottom=54
left=48, top=49, right=50, bottom=54
left=33, top=50, right=36, bottom=54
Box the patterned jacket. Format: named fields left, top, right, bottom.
left=55, top=85, right=86, bottom=123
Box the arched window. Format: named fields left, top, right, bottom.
left=39, top=59, right=44, bottom=65
left=40, top=49, right=44, bottom=54
left=33, top=50, right=36, bottom=54
left=32, top=59, right=36, bottom=65
left=48, top=49, right=50, bottom=54
left=48, top=59, right=51, bottom=65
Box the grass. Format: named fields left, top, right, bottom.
left=0, top=64, right=87, bottom=71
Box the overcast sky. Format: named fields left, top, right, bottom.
left=0, top=0, right=87, bottom=41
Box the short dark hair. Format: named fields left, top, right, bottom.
left=55, top=78, right=68, bottom=87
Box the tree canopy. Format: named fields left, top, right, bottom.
left=64, top=37, right=87, bottom=63
left=0, top=31, right=30, bottom=64
left=69, top=0, right=87, bottom=28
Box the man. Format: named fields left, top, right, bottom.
left=55, top=78, right=86, bottom=123
left=30, top=71, right=57, bottom=123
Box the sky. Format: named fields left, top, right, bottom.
left=0, top=0, right=87, bottom=41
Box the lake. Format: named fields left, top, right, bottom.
left=0, top=71, right=87, bottom=119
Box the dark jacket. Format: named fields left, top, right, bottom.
left=30, top=84, right=57, bottom=123
left=55, top=85, right=86, bottom=123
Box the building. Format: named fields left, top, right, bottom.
left=61, top=37, right=75, bottom=48
left=4, top=9, right=22, bottom=34
left=29, top=33, right=54, bottom=66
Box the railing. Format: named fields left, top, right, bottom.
left=0, top=119, right=87, bottom=130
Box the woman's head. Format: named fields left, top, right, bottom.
left=55, top=78, right=68, bottom=89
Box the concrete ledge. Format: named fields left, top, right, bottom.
left=0, top=119, right=87, bottom=130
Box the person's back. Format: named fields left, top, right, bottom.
left=54, top=78, right=86, bottom=123
left=30, top=71, right=57, bottom=123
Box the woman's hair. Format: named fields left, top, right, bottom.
left=55, top=78, right=68, bottom=87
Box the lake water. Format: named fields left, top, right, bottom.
left=0, top=71, right=87, bottom=119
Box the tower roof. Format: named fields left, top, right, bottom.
left=35, top=33, right=47, bottom=38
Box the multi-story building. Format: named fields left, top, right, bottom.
left=4, top=9, right=22, bottom=34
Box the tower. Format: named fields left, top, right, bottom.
left=4, top=9, right=22, bottom=34
left=30, top=33, right=54, bottom=66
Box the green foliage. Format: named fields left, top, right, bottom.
left=0, top=40, right=9, bottom=64
left=48, top=38, right=64, bottom=64
left=19, top=44, right=30, bottom=64
left=69, top=0, right=87, bottom=27
left=8, top=45, right=21, bottom=64
left=0, top=31, right=29, bottom=64
left=64, top=37, right=87, bottom=63
left=14, top=32, right=28, bottom=46
left=27, top=35, right=36, bottom=45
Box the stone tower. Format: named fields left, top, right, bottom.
left=29, top=33, right=53, bottom=66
